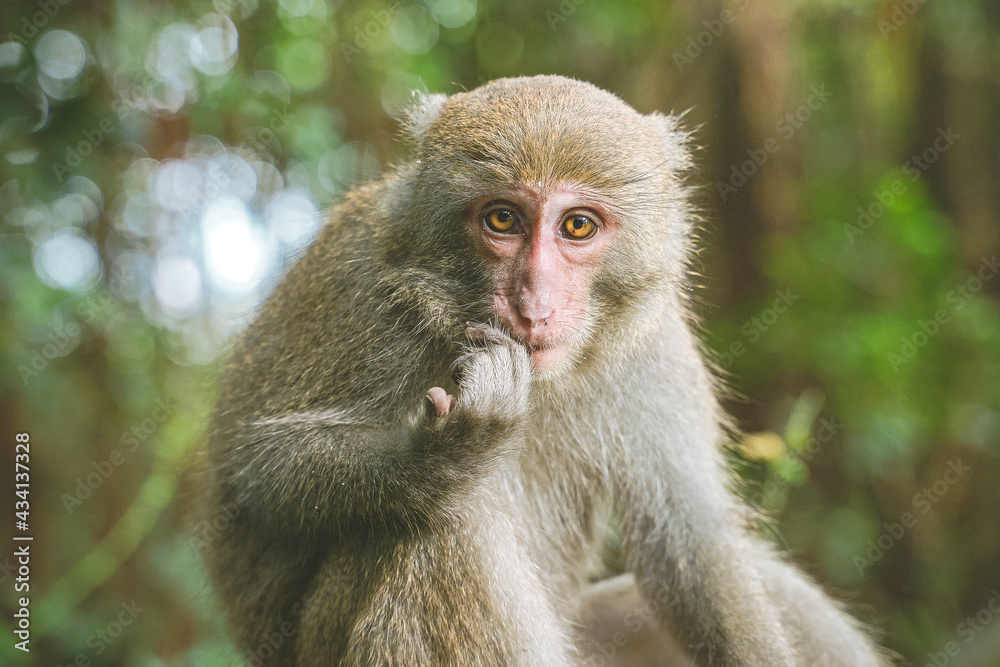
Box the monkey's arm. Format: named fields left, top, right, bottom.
left=751, top=542, right=892, bottom=665
left=597, top=314, right=785, bottom=664
left=615, top=313, right=887, bottom=666
left=621, top=472, right=888, bottom=666
left=213, top=410, right=501, bottom=534
left=210, top=325, right=531, bottom=539
left=618, top=442, right=799, bottom=666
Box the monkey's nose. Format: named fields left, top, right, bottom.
left=517, top=307, right=554, bottom=328
left=515, top=290, right=554, bottom=326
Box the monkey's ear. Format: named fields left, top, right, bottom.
left=400, top=92, right=448, bottom=148
left=645, top=111, right=693, bottom=173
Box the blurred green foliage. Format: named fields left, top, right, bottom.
left=1, top=0, right=998, bottom=664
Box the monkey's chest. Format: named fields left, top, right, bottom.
left=507, top=447, right=609, bottom=596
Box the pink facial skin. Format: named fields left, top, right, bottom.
left=467, top=183, right=619, bottom=373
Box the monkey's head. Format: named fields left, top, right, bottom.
left=398, top=75, right=693, bottom=374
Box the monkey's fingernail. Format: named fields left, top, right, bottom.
left=465, top=323, right=491, bottom=343
left=450, top=359, right=465, bottom=384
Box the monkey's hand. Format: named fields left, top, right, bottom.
left=424, top=322, right=532, bottom=439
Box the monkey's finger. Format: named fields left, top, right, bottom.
left=425, top=387, right=452, bottom=417
left=464, top=323, right=511, bottom=347
left=450, top=354, right=473, bottom=385
left=464, top=321, right=491, bottom=343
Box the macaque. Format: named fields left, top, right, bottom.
left=200, top=75, right=890, bottom=666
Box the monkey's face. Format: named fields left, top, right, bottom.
left=409, top=76, right=692, bottom=373
left=466, top=182, right=619, bottom=373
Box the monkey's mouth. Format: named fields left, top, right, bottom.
left=522, top=339, right=556, bottom=351
left=514, top=333, right=564, bottom=352
left=516, top=336, right=572, bottom=371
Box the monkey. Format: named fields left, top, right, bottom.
left=199, top=75, right=891, bottom=666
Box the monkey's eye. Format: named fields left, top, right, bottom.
left=561, top=214, right=597, bottom=240
left=484, top=208, right=519, bottom=233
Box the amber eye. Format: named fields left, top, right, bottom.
left=484, top=208, right=518, bottom=233
left=562, top=214, right=596, bottom=239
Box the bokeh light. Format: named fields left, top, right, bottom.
left=391, top=6, right=440, bottom=55
left=426, top=0, right=477, bottom=29
left=33, top=228, right=102, bottom=292
left=201, top=196, right=277, bottom=295
left=35, top=30, right=87, bottom=80
left=264, top=188, right=321, bottom=252
left=153, top=253, right=203, bottom=315
left=0, top=41, right=27, bottom=81
left=189, top=14, right=239, bottom=76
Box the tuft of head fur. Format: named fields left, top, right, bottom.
left=399, top=92, right=448, bottom=150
